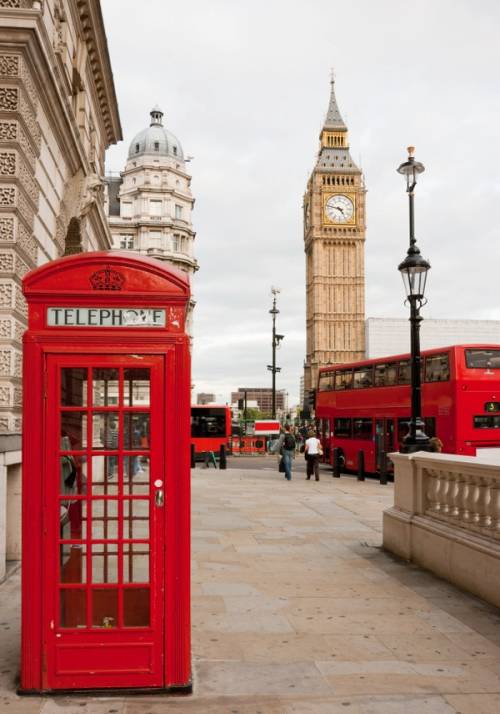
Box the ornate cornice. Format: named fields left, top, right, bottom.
left=75, top=0, right=122, bottom=146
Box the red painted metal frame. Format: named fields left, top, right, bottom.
left=316, top=344, right=500, bottom=473
left=20, top=252, right=191, bottom=693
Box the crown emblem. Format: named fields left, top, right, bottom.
left=89, top=266, right=125, bottom=291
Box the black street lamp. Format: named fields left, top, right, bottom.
left=267, top=287, right=284, bottom=419
left=397, top=147, right=431, bottom=453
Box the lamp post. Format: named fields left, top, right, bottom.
left=397, top=147, right=431, bottom=453
left=267, top=287, right=284, bottom=419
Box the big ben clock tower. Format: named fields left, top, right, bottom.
left=303, top=76, right=366, bottom=401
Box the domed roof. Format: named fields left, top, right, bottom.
left=128, top=106, right=184, bottom=160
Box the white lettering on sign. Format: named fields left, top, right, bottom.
left=47, top=307, right=166, bottom=328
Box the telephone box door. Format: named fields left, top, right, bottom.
left=44, top=354, right=166, bottom=690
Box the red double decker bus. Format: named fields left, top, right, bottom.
left=191, top=405, right=232, bottom=458
left=316, top=345, right=500, bottom=474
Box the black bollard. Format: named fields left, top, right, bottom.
left=332, top=447, right=341, bottom=478
left=379, top=450, right=388, bottom=485
left=219, top=444, right=227, bottom=470
left=357, top=450, right=365, bottom=481
left=191, top=444, right=196, bottom=468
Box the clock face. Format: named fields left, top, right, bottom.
left=325, top=194, right=354, bottom=223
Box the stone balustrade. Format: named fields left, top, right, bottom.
left=383, top=451, right=500, bottom=609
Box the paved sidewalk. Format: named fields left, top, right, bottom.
left=2, top=464, right=500, bottom=712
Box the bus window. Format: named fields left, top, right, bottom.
left=374, top=364, right=386, bottom=387
left=374, top=363, right=398, bottom=387
left=334, top=418, right=351, bottom=438
left=466, top=349, right=500, bottom=369
left=353, top=366, right=373, bottom=389
left=319, top=371, right=334, bottom=391
left=424, top=417, right=436, bottom=437
left=397, top=418, right=411, bottom=446
left=398, top=360, right=410, bottom=384
left=386, top=363, right=398, bottom=386
left=191, top=411, right=226, bottom=437
left=425, top=354, right=450, bottom=382
left=335, top=369, right=353, bottom=391
left=474, top=415, right=500, bottom=429
left=353, top=418, right=372, bottom=440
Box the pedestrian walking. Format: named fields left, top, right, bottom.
left=272, top=425, right=296, bottom=481
left=304, top=429, right=322, bottom=481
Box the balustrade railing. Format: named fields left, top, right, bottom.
left=424, top=466, right=500, bottom=538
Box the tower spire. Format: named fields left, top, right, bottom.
left=324, top=73, right=347, bottom=130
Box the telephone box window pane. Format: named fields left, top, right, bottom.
left=60, top=499, right=87, bottom=540
left=91, top=499, right=119, bottom=540
left=92, top=413, right=119, bottom=450
left=124, top=456, right=150, bottom=495
left=92, top=369, right=119, bottom=406
left=60, top=455, right=87, bottom=496
left=123, top=588, right=150, bottom=627
left=124, top=413, right=150, bottom=450
left=91, top=455, right=119, bottom=495
left=92, top=588, right=118, bottom=628
left=60, top=589, right=86, bottom=628
left=60, top=543, right=87, bottom=584
left=123, top=543, right=150, bottom=583
left=124, top=369, right=150, bottom=406
left=61, top=412, right=87, bottom=450
left=91, top=543, right=118, bottom=583
left=61, top=368, right=87, bottom=406
left=123, top=499, right=149, bottom=539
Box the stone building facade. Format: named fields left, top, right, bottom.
left=0, top=0, right=121, bottom=434
left=303, top=78, right=366, bottom=398
left=0, top=0, right=121, bottom=580
left=105, top=106, right=198, bottom=317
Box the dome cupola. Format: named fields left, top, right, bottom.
left=127, top=106, right=184, bottom=161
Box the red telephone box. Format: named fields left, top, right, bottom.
left=20, top=252, right=191, bottom=694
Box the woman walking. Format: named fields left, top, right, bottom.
left=304, top=429, right=322, bottom=481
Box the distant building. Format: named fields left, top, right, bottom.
left=366, top=318, right=500, bottom=359
left=105, top=106, right=198, bottom=330
left=231, top=388, right=286, bottom=415
left=196, top=392, right=215, bottom=405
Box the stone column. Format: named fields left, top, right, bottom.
left=0, top=50, right=41, bottom=432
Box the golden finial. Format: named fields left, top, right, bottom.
left=407, top=146, right=415, bottom=157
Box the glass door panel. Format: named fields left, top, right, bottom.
left=52, top=360, right=161, bottom=651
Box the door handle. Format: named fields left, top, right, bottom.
left=155, top=489, right=164, bottom=507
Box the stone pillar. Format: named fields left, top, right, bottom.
left=0, top=51, right=41, bottom=433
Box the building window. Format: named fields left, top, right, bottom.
left=148, top=231, right=162, bottom=248
left=119, top=235, right=134, bottom=249
left=172, top=234, right=180, bottom=252
left=173, top=146, right=177, bottom=155
left=135, top=143, right=140, bottom=153
left=175, top=204, right=182, bottom=219
left=150, top=200, right=162, bottom=217
left=154, top=142, right=160, bottom=151
left=121, top=201, right=132, bottom=218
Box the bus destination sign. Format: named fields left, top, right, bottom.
left=47, top=307, right=166, bottom=328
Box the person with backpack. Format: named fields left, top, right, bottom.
left=273, top=425, right=296, bottom=481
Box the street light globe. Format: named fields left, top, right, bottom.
left=398, top=250, right=431, bottom=299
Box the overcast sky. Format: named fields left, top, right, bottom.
left=102, top=0, right=500, bottom=406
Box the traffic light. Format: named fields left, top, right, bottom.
left=307, top=389, right=316, bottom=411
left=238, top=398, right=244, bottom=410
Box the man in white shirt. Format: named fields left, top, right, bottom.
left=304, top=430, right=322, bottom=481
